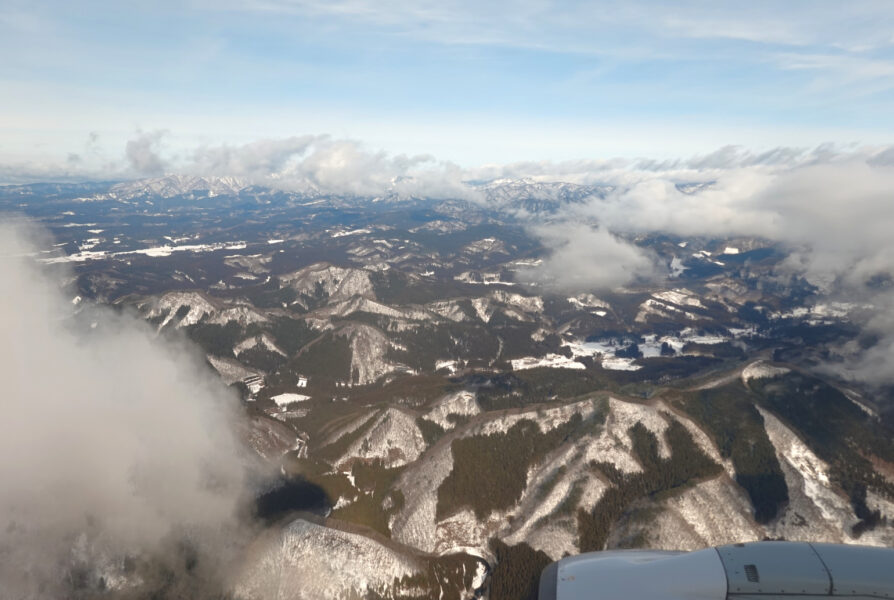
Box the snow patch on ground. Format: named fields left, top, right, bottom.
left=628, top=476, right=762, bottom=551
left=235, top=333, right=287, bottom=357
left=510, top=354, right=586, bottom=371
left=41, top=240, right=248, bottom=263
left=435, top=509, right=508, bottom=556
left=455, top=271, right=514, bottom=286
left=323, top=412, right=378, bottom=447
left=652, top=289, right=705, bottom=308
left=340, top=408, right=427, bottom=468
left=423, top=391, right=480, bottom=430
left=240, top=416, right=302, bottom=461
left=340, top=323, right=415, bottom=385
left=741, top=361, right=790, bottom=383
left=207, top=355, right=262, bottom=385
left=271, top=393, right=311, bottom=407
left=582, top=398, right=670, bottom=472
left=771, top=301, right=870, bottom=323
left=563, top=339, right=642, bottom=370
left=567, top=293, right=609, bottom=311
left=472, top=399, right=598, bottom=437
left=208, top=305, right=268, bottom=326
left=145, top=291, right=217, bottom=329
left=391, top=436, right=456, bottom=553
left=758, top=407, right=858, bottom=542
left=463, top=238, right=507, bottom=254
left=600, top=356, right=642, bottom=371
left=280, top=263, right=375, bottom=304
left=490, top=289, right=543, bottom=314
left=426, top=300, right=469, bottom=322
left=434, top=359, right=459, bottom=374
left=234, top=518, right=421, bottom=600
left=635, top=298, right=703, bottom=323
left=393, top=399, right=598, bottom=554
left=331, top=228, right=372, bottom=238
left=678, top=327, right=728, bottom=345
left=470, top=297, right=494, bottom=322
left=501, top=440, right=600, bottom=559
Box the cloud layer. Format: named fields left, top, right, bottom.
left=0, top=224, right=254, bottom=597
left=190, top=135, right=474, bottom=199
left=7, top=135, right=894, bottom=383
left=517, top=224, right=656, bottom=292
left=503, top=150, right=894, bottom=385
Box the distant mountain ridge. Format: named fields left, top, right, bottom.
left=0, top=175, right=716, bottom=217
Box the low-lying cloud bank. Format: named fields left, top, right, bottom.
left=514, top=153, right=894, bottom=386
left=526, top=156, right=894, bottom=290
left=6, top=134, right=894, bottom=384
left=0, top=224, right=256, bottom=598
left=3, top=130, right=475, bottom=200
left=517, top=223, right=657, bottom=292
left=190, top=134, right=473, bottom=199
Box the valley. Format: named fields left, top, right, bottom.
left=5, top=176, right=894, bottom=599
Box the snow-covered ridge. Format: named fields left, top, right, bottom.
left=138, top=290, right=268, bottom=332
left=568, top=293, right=609, bottom=313
left=280, top=263, right=376, bottom=305
left=337, top=322, right=416, bottom=386
left=143, top=290, right=217, bottom=328
left=106, top=175, right=246, bottom=199
left=423, top=391, right=481, bottom=430
left=234, top=518, right=422, bottom=600
left=741, top=361, right=790, bottom=384
left=479, top=178, right=611, bottom=209
left=339, top=408, right=427, bottom=468
left=755, top=407, right=882, bottom=544
left=235, top=333, right=286, bottom=357
left=392, top=396, right=738, bottom=559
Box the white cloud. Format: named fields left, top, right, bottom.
left=190, top=135, right=477, bottom=199
left=0, top=223, right=257, bottom=597
left=518, top=223, right=656, bottom=292
left=518, top=150, right=894, bottom=384
left=125, top=129, right=169, bottom=175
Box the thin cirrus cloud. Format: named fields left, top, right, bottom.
left=1, top=1, right=894, bottom=164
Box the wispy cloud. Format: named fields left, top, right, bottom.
left=0, top=222, right=259, bottom=597
left=2, top=2, right=893, bottom=165
left=125, top=130, right=169, bottom=175
left=189, top=135, right=475, bottom=199
left=518, top=223, right=657, bottom=292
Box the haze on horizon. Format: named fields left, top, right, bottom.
left=2, top=0, right=894, bottom=177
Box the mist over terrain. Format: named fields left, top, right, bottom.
left=521, top=155, right=894, bottom=384
left=5, top=148, right=894, bottom=597
left=29, top=134, right=894, bottom=384
left=0, top=224, right=257, bottom=598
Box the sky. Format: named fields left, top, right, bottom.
left=3, top=0, right=894, bottom=175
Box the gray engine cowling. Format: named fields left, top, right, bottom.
left=539, top=541, right=894, bottom=600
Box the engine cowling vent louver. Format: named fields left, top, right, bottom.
left=745, top=564, right=760, bottom=583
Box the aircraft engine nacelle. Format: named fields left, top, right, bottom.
left=539, top=541, right=894, bottom=600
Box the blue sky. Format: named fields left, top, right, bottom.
left=3, top=0, right=894, bottom=173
